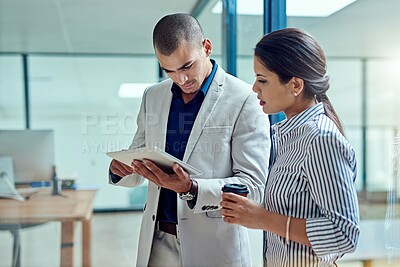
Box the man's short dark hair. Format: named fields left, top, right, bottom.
left=153, top=13, right=205, bottom=56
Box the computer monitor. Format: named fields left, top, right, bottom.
left=0, top=130, right=55, bottom=183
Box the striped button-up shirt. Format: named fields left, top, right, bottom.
left=264, top=103, right=360, bottom=267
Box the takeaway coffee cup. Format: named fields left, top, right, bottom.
left=221, top=183, right=249, bottom=197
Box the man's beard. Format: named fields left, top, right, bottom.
left=182, top=90, right=199, bottom=95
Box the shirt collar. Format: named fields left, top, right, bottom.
left=272, top=103, right=324, bottom=136
left=171, top=59, right=218, bottom=99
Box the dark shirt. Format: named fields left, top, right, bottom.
left=157, top=60, right=218, bottom=223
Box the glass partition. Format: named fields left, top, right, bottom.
left=28, top=55, right=158, bottom=209
left=0, top=55, right=25, bottom=129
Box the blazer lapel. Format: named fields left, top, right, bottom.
left=183, top=67, right=226, bottom=162
left=156, top=82, right=173, bottom=151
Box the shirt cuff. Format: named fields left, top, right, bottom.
left=109, top=169, right=122, bottom=184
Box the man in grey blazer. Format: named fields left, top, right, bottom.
left=109, top=13, right=270, bottom=267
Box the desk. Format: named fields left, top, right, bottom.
left=0, top=189, right=96, bottom=267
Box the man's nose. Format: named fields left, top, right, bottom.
left=175, top=72, right=188, bottom=85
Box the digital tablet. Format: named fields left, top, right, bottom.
left=106, top=146, right=203, bottom=176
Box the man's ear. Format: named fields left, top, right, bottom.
left=203, top=38, right=212, bottom=56
left=292, top=77, right=304, bottom=96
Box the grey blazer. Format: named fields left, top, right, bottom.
left=111, top=66, right=270, bottom=267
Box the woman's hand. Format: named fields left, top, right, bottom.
left=221, top=192, right=267, bottom=230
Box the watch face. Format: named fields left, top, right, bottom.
left=179, top=192, right=194, bottom=201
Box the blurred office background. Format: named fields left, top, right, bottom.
left=0, top=0, right=399, bottom=266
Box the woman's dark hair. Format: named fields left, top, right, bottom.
left=254, top=28, right=345, bottom=136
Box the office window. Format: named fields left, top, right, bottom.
left=366, top=59, right=400, bottom=191
left=328, top=59, right=363, bottom=191
left=237, top=15, right=263, bottom=83
left=0, top=55, right=24, bottom=129
left=28, top=55, right=158, bottom=209
left=197, top=1, right=223, bottom=67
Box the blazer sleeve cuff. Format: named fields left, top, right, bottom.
left=192, top=179, right=224, bottom=214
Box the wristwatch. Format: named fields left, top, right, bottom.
left=179, top=179, right=197, bottom=201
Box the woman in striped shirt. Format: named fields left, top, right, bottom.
left=221, top=28, right=360, bottom=266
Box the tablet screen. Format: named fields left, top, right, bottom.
left=106, top=146, right=202, bottom=176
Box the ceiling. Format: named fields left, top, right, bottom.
left=0, top=0, right=199, bottom=54
left=0, top=0, right=399, bottom=57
